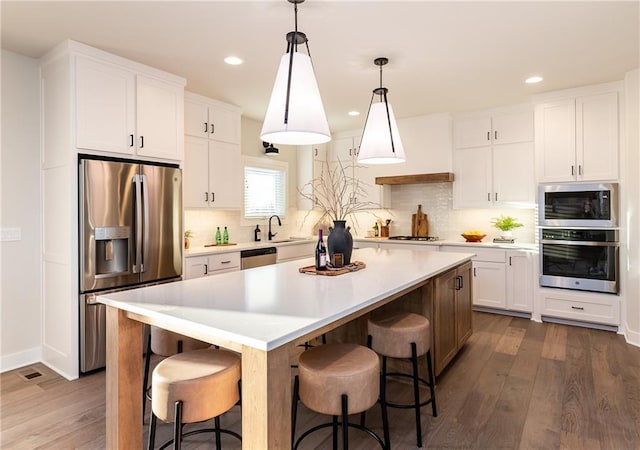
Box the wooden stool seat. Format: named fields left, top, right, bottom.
left=293, top=343, right=389, bottom=449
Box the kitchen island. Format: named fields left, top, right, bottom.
left=98, top=247, right=473, bottom=449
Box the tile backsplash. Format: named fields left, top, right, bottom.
left=185, top=183, right=537, bottom=245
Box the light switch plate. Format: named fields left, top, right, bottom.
left=0, top=228, right=22, bottom=242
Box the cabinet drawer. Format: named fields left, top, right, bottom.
left=541, top=292, right=620, bottom=325
left=441, top=246, right=506, bottom=263
left=208, top=252, right=240, bottom=271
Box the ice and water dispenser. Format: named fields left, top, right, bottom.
left=94, top=226, right=130, bottom=277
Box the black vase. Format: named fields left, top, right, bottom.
left=327, top=220, right=353, bottom=265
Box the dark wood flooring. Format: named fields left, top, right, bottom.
left=2, top=312, right=639, bottom=449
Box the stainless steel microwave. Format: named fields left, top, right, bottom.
left=538, top=183, right=618, bottom=228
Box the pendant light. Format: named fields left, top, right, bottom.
left=260, top=0, right=331, bottom=146
left=357, top=57, right=406, bottom=164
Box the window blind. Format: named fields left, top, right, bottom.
left=244, top=165, right=287, bottom=218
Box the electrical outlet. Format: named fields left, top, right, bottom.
left=0, top=228, right=21, bottom=242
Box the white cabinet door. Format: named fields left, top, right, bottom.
left=354, top=164, right=382, bottom=206
left=184, top=99, right=209, bottom=138
left=183, top=137, right=210, bottom=208
left=75, top=56, right=135, bottom=155
left=185, top=95, right=241, bottom=144
left=208, top=141, right=241, bottom=209
left=453, top=146, right=492, bottom=208
left=577, top=91, right=619, bottom=181
left=472, top=261, right=507, bottom=309
left=535, top=99, right=576, bottom=182
left=453, top=116, right=492, bottom=149
left=184, top=255, right=208, bottom=279
left=492, top=111, right=534, bottom=144
left=506, top=251, right=533, bottom=312
left=331, top=136, right=357, bottom=164
left=209, top=106, right=241, bottom=144
left=136, top=75, right=183, bottom=160
left=492, top=142, right=535, bottom=206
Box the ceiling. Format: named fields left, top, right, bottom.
left=2, top=1, right=638, bottom=133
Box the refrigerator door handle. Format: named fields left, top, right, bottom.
left=141, top=174, right=150, bottom=273
left=133, top=174, right=143, bottom=273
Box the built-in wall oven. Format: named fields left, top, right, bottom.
left=540, top=228, right=619, bottom=294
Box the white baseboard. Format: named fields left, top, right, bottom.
left=0, top=347, right=41, bottom=373
left=624, top=322, right=640, bottom=347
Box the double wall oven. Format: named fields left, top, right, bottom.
left=538, top=183, right=619, bottom=294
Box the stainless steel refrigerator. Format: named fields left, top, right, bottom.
left=79, top=155, right=182, bottom=373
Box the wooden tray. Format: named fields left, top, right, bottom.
left=204, top=243, right=237, bottom=247
left=299, top=261, right=366, bottom=276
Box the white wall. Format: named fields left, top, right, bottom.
left=1, top=50, right=42, bottom=371
left=624, top=68, right=640, bottom=345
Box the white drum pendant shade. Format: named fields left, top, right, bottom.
left=260, top=52, right=331, bottom=145
left=357, top=102, right=406, bottom=164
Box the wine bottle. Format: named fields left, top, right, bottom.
left=223, top=226, right=229, bottom=244
left=315, top=229, right=327, bottom=271
left=254, top=225, right=261, bottom=242
left=215, top=226, right=222, bottom=245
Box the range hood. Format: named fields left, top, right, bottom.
left=375, top=172, right=454, bottom=185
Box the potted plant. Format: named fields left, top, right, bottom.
left=491, top=215, right=523, bottom=239
left=298, top=157, right=384, bottom=265
left=184, top=230, right=194, bottom=249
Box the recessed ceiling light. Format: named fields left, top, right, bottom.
left=348, top=111, right=360, bottom=116
left=224, top=56, right=243, bottom=66
left=525, top=76, right=543, bottom=84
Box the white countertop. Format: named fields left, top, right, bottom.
left=98, top=247, right=473, bottom=351
left=184, top=237, right=314, bottom=257
left=354, top=236, right=537, bottom=251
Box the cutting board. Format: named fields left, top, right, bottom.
left=411, top=204, right=429, bottom=237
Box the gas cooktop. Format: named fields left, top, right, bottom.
left=388, top=236, right=440, bottom=241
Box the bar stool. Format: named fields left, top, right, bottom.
left=143, top=326, right=210, bottom=421
left=366, top=312, right=437, bottom=448
left=292, top=343, right=390, bottom=449
left=147, top=348, right=241, bottom=450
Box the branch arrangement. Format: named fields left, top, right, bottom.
left=298, top=156, right=386, bottom=227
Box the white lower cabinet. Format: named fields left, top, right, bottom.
left=540, top=288, right=620, bottom=326
left=276, top=242, right=315, bottom=263
left=185, top=252, right=240, bottom=279
left=441, top=246, right=534, bottom=314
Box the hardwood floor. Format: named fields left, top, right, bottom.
left=2, top=312, right=639, bottom=449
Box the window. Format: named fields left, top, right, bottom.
left=243, top=157, right=287, bottom=218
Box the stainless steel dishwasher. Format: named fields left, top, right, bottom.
left=241, top=247, right=277, bottom=269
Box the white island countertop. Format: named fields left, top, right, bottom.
left=98, top=247, right=473, bottom=351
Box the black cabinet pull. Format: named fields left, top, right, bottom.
left=473, top=267, right=477, bottom=277
left=140, top=136, right=144, bottom=148
left=509, top=256, right=512, bottom=266
left=579, top=165, right=583, bottom=175
left=494, top=130, right=498, bottom=140
left=211, top=192, right=215, bottom=202
left=204, top=122, right=208, bottom=133
left=487, top=131, right=490, bottom=141
left=487, top=193, right=491, bottom=201
left=571, top=306, right=585, bottom=311
left=495, top=192, right=498, bottom=201
left=204, top=192, right=209, bottom=202
left=454, top=275, right=463, bottom=290
left=211, top=123, right=215, bottom=134
left=571, top=165, right=575, bottom=176
left=130, top=134, right=134, bottom=147
left=204, top=264, right=208, bottom=275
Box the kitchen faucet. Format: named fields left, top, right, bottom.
left=268, top=215, right=281, bottom=240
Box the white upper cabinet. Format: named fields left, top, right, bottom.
left=534, top=83, right=620, bottom=182
left=75, top=54, right=184, bottom=161
left=185, top=92, right=241, bottom=144
left=454, top=111, right=533, bottom=149
left=453, top=107, right=535, bottom=208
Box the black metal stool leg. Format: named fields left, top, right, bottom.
left=174, top=401, right=183, bottom=450
left=332, top=415, right=338, bottom=450
left=426, top=349, right=438, bottom=417
left=214, top=416, right=222, bottom=450
left=291, top=376, right=299, bottom=449
left=410, top=343, right=423, bottom=448
left=148, top=412, right=157, bottom=450
left=380, top=367, right=390, bottom=449
left=341, top=394, right=349, bottom=450
left=143, top=333, right=152, bottom=423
